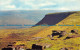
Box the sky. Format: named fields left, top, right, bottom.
left=0, top=0, right=80, bottom=10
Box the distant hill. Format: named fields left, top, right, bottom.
left=0, top=10, right=66, bottom=29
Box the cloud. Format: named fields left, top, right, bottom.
left=41, top=8, right=69, bottom=10
left=5, top=5, right=16, bottom=9
left=19, top=0, right=57, bottom=9
left=0, top=0, right=80, bottom=10
left=0, top=0, right=16, bottom=10
left=0, top=0, right=12, bottom=5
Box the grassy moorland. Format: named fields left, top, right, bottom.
left=32, top=11, right=80, bottom=50
left=0, top=11, right=80, bottom=50
left=0, top=26, right=47, bottom=49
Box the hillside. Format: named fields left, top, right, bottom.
left=33, top=11, right=80, bottom=37
left=0, top=26, right=47, bottom=48
left=30, top=11, right=80, bottom=50
left=0, top=10, right=64, bottom=29
left=36, top=12, right=76, bottom=25
left=0, top=11, right=80, bottom=50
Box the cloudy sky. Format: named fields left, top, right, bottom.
left=0, top=0, right=80, bottom=10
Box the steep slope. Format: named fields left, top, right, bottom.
left=36, top=12, right=76, bottom=25
left=33, top=11, right=80, bottom=37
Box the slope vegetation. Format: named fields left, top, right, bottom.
left=33, top=11, right=80, bottom=37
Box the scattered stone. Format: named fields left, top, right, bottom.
left=31, top=37, right=43, bottom=40
left=60, top=31, right=67, bottom=36
left=68, top=47, right=74, bottom=50
left=2, top=45, right=13, bottom=50
left=71, top=29, right=78, bottom=34
left=51, top=38, right=54, bottom=40
left=2, top=48, right=13, bottom=50
left=64, top=34, right=80, bottom=40
left=32, top=44, right=43, bottom=50
left=52, top=30, right=60, bottom=37
left=44, top=44, right=52, bottom=48
left=51, top=30, right=67, bottom=38
left=47, top=35, right=52, bottom=38
left=60, top=48, right=68, bottom=50
left=26, top=49, right=31, bottom=50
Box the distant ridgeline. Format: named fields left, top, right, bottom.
left=35, top=11, right=76, bottom=26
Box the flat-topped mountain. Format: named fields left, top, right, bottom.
left=36, top=12, right=76, bottom=25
